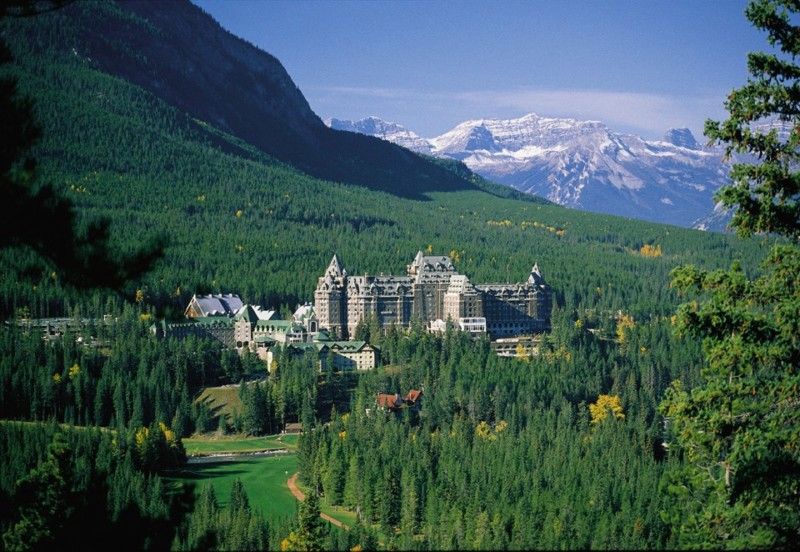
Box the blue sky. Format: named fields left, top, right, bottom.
left=193, top=0, right=766, bottom=141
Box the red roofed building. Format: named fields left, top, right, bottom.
left=376, top=389, right=423, bottom=413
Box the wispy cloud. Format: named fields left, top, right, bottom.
left=309, top=85, right=728, bottom=140
left=453, top=88, right=726, bottom=138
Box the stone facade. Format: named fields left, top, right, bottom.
left=314, top=252, right=552, bottom=340
left=271, top=340, right=378, bottom=372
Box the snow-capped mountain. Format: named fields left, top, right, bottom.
left=328, top=114, right=732, bottom=229
left=326, top=116, right=435, bottom=155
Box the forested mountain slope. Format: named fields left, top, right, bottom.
left=0, top=0, right=762, bottom=321
left=13, top=0, right=481, bottom=200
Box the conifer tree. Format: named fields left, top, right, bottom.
left=661, top=1, right=800, bottom=548
left=281, top=489, right=326, bottom=551
left=181, top=484, right=219, bottom=550
left=2, top=433, right=71, bottom=550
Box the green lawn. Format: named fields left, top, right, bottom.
left=166, top=454, right=299, bottom=520
left=183, top=433, right=299, bottom=456
left=170, top=432, right=357, bottom=531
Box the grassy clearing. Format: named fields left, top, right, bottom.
left=195, top=385, right=241, bottom=423
left=166, top=454, right=299, bottom=520
left=173, top=431, right=358, bottom=532
left=183, top=433, right=299, bottom=456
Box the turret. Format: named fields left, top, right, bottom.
left=527, top=263, right=547, bottom=286
left=326, top=254, right=345, bottom=278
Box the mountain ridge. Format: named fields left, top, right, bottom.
left=30, top=0, right=480, bottom=200
left=328, top=114, right=732, bottom=228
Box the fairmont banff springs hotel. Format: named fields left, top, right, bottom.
left=150, top=252, right=552, bottom=369
left=316, top=252, right=551, bottom=340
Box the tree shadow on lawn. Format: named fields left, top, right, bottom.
left=165, top=463, right=249, bottom=480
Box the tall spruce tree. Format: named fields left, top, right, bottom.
left=281, top=489, right=326, bottom=551
left=660, top=1, right=800, bottom=548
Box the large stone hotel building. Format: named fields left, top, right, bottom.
left=314, top=252, right=552, bottom=340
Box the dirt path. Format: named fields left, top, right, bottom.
left=287, top=472, right=351, bottom=531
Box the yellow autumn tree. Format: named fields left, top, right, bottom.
left=589, top=394, right=625, bottom=425
left=449, top=249, right=461, bottom=263
left=476, top=421, right=496, bottom=441
left=515, top=342, right=530, bottom=362
left=476, top=420, right=508, bottom=441
left=135, top=426, right=150, bottom=459
left=616, top=313, right=635, bottom=343
left=639, top=243, right=662, bottom=257
left=159, top=422, right=178, bottom=449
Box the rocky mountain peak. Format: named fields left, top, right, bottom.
left=663, top=128, right=701, bottom=150
left=328, top=113, right=732, bottom=229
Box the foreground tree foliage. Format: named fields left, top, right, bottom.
left=661, top=0, right=800, bottom=548
left=0, top=422, right=190, bottom=550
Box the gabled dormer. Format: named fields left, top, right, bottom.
left=234, top=304, right=259, bottom=325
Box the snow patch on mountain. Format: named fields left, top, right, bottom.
left=326, top=114, right=733, bottom=229
left=327, top=116, right=434, bottom=155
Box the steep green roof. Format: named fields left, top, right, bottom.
left=234, top=305, right=259, bottom=324
left=189, top=317, right=234, bottom=328
left=255, top=319, right=292, bottom=329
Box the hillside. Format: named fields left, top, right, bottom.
left=7, top=0, right=481, bottom=200
left=0, top=0, right=763, bottom=322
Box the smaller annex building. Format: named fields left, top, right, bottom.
left=269, top=338, right=379, bottom=373
left=184, top=293, right=244, bottom=318
left=153, top=294, right=378, bottom=371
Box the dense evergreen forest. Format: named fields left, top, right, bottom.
left=0, top=1, right=764, bottom=322
left=1, top=1, right=796, bottom=550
